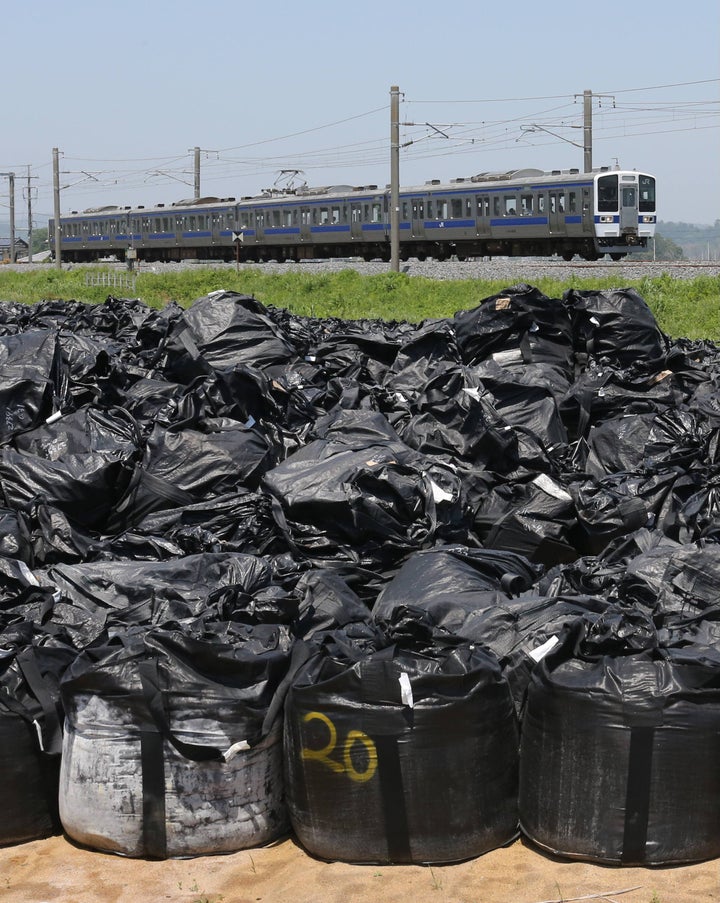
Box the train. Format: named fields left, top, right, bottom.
left=49, top=166, right=656, bottom=264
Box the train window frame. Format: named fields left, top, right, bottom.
left=371, top=202, right=382, bottom=223
left=521, top=194, right=533, bottom=215
left=504, top=196, right=517, bottom=216
left=639, top=175, right=656, bottom=212
left=558, top=194, right=565, bottom=213
left=437, top=199, right=448, bottom=219
left=427, top=199, right=434, bottom=219
left=401, top=200, right=409, bottom=220
left=451, top=198, right=462, bottom=218
left=493, top=197, right=501, bottom=216
left=568, top=192, right=577, bottom=213
left=597, top=174, right=619, bottom=212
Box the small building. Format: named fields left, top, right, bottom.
left=0, top=237, right=29, bottom=262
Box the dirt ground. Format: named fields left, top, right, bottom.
left=1, top=832, right=718, bottom=903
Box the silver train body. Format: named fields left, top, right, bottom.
left=49, top=167, right=656, bottom=263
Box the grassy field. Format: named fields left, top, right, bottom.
left=0, top=266, right=718, bottom=339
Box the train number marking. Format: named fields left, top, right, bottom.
left=300, top=711, right=378, bottom=783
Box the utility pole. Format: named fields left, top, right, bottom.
left=0, top=172, right=16, bottom=263
left=25, top=166, right=34, bottom=263
left=53, top=148, right=62, bottom=269
left=583, top=89, right=592, bottom=172
left=390, top=85, right=400, bottom=272
left=192, top=146, right=200, bottom=199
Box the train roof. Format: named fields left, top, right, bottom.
left=61, top=167, right=653, bottom=218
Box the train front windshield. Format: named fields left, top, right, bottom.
left=597, top=173, right=656, bottom=213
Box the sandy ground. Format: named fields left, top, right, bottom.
left=1, top=832, right=718, bottom=903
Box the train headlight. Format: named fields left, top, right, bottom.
left=642, top=216, right=655, bottom=223
left=599, top=215, right=614, bottom=223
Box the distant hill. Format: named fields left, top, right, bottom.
left=657, top=221, right=720, bottom=261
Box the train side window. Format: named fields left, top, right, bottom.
left=283, top=210, right=292, bottom=227
left=493, top=197, right=501, bottom=216
left=437, top=199, right=447, bottom=218
left=401, top=200, right=409, bottom=219
left=504, top=196, right=517, bottom=216
left=451, top=198, right=462, bottom=218
left=331, top=206, right=340, bottom=223
left=558, top=195, right=565, bottom=213
left=521, top=194, right=533, bottom=215
left=272, top=209, right=281, bottom=227
left=371, top=203, right=381, bottom=222
left=465, top=198, right=472, bottom=216
left=568, top=192, right=577, bottom=213
left=427, top=199, right=434, bottom=219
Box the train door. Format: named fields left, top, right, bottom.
left=300, top=207, right=312, bottom=245
left=350, top=203, right=363, bottom=240
left=620, top=183, right=637, bottom=234
left=411, top=196, right=425, bottom=238
left=548, top=192, right=563, bottom=234
left=255, top=210, right=266, bottom=244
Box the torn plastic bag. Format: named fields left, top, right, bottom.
left=263, top=411, right=469, bottom=567
left=59, top=624, right=293, bottom=857
left=519, top=615, right=720, bottom=864
left=0, top=634, right=77, bottom=845
left=284, top=615, right=519, bottom=863
left=564, top=287, right=669, bottom=367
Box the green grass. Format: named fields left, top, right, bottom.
left=0, top=266, right=718, bottom=340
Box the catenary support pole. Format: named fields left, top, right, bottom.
left=390, top=85, right=400, bottom=272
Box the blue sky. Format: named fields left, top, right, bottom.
left=2, top=0, right=719, bottom=229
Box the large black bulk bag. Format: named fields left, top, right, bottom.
left=563, top=287, right=669, bottom=367
left=0, top=637, right=75, bottom=845
left=284, top=618, right=519, bottom=864
left=59, top=626, right=293, bottom=858
left=519, top=618, right=720, bottom=864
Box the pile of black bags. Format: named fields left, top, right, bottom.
left=3, top=283, right=720, bottom=865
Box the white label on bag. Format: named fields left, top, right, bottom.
left=399, top=672, right=414, bottom=708
left=33, top=719, right=45, bottom=752
left=430, top=480, right=454, bottom=503
left=529, top=635, right=560, bottom=663
left=532, top=473, right=572, bottom=502
left=223, top=740, right=250, bottom=762
left=18, top=560, right=41, bottom=586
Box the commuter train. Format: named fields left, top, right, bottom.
left=49, top=166, right=656, bottom=263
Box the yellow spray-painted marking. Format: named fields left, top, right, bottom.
left=301, top=712, right=378, bottom=783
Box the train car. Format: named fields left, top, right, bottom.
left=48, top=167, right=655, bottom=263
